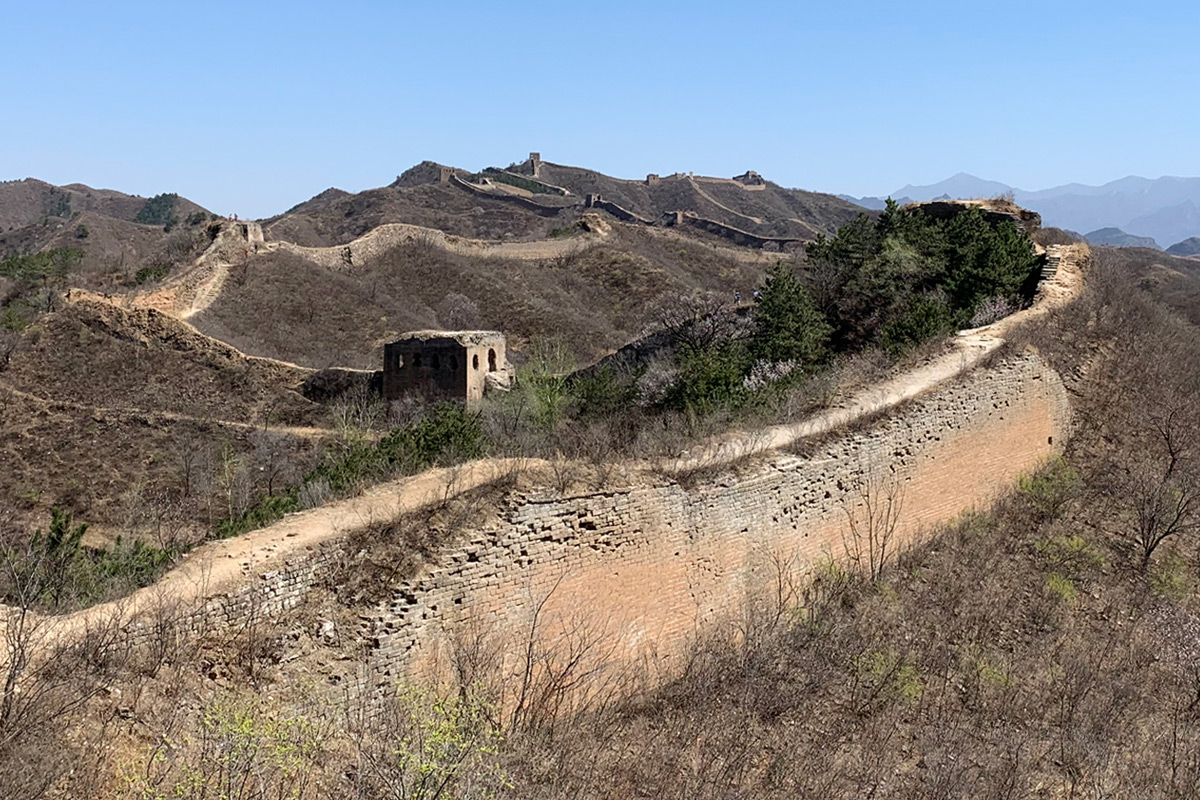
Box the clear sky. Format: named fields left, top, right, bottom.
left=3, top=1, right=1198, bottom=218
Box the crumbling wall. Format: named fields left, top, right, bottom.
left=358, top=353, right=1069, bottom=691
left=47, top=351, right=1070, bottom=705
left=447, top=175, right=571, bottom=216
left=584, top=194, right=654, bottom=225
left=668, top=211, right=806, bottom=249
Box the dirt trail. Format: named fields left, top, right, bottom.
left=662, top=243, right=1085, bottom=470
left=16, top=245, right=1084, bottom=639
left=688, top=177, right=819, bottom=234
left=179, top=260, right=230, bottom=319
left=0, top=379, right=333, bottom=440
left=38, top=459, right=544, bottom=642
left=270, top=220, right=610, bottom=270
left=688, top=178, right=764, bottom=225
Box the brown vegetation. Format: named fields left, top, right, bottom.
left=193, top=227, right=770, bottom=367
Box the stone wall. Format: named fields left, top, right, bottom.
left=357, top=352, right=1070, bottom=692
left=584, top=194, right=654, bottom=225
left=448, top=175, right=570, bottom=216
left=670, top=211, right=806, bottom=249
left=56, top=352, right=1069, bottom=705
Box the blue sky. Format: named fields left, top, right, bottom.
left=3, top=1, right=1198, bottom=218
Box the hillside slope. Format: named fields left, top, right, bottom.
left=0, top=299, right=331, bottom=532
left=263, top=157, right=866, bottom=250
left=192, top=223, right=770, bottom=367
left=1166, top=237, right=1200, bottom=256
left=513, top=157, right=866, bottom=239
left=0, top=179, right=215, bottom=292
left=1084, top=227, right=1160, bottom=249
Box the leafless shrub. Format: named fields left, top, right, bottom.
left=969, top=295, right=1017, bottom=328
left=298, top=476, right=334, bottom=509
left=650, top=290, right=746, bottom=352
left=331, top=382, right=385, bottom=436
left=436, top=292, right=481, bottom=330
left=506, top=576, right=623, bottom=736
left=842, top=467, right=905, bottom=582
left=0, top=329, right=17, bottom=373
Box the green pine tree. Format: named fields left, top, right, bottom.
left=750, top=262, right=832, bottom=366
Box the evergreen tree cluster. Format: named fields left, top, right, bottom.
left=651, top=202, right=1040, bottom=412
left=805, top=200, right=1040, bottom=354
left=135, top=192, right=179, bottom=228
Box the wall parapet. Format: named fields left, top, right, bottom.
left=447, top=174, right=572, bottom=216
left=354, top=352, right=1070, bottom=692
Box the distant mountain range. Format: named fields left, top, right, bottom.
left=1167, top=237, right=1200, bottom=257
left=843, top=173, right=1200, bottom=251
left=1082, top=227, right=1160, bottom=249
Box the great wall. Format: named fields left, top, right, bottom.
left=441, top=154, right=822, bottom=250
left=12, top=243, right=1088, bottom=704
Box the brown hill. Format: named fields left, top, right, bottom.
left=4, top=299, right=321, bottom=425
left=264, top=174, right=577, bottom=247
left=192, top=223, right=771, bottom=368
left=0, top=179, right=214, bottom=289
left=263, top=157, right=866, bottom=250
left=516, top=157, right=867, bottom=239
left=0, top=299, right=330, bottom=534
left=0, top=178, right=209, bottom=234
left=1095, top=245, right=1200, bottom=327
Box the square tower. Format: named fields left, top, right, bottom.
left=383, top=330, right=508, bottom=409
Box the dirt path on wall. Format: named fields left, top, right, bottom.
left=16, top=246, right=1084, bottom=639
left=178, top=260, right=230, bottom=319
left=267, top=215, right=777, bottom=268
left=133, top=258, right=231, bottom=319
left=663, top=243, right=1085, bottom=471
left=31, top=458, right=544, bottom=643
left=688, top=177, right=819, bottom=234
left=688, top=178, right=764, bottom=225
left=270, top=221, right=609, bottom=268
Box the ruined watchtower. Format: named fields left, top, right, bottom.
left=383, top=330, right=510, bottom=409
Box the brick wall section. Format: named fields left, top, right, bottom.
left=447, top=174, right=571, bottom=216
left=99, top=353, right=1066, bottom=700
left=357, top=353, right=1070, bottom=693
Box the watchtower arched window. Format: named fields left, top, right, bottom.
left=394, top=353, right=404, bottom=370
left=431, top=353, right=441, bottom=370
left=449, top=355, right=458, bottom=371
left=413, top=353, right=423, bottom=368
left=472, top=354, right=479, bottom=370
left=488, top=349, right=497, bottom=372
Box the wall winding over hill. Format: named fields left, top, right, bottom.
left=18, top=348, right=1070, bottom=705
left=359, top=351, right=1069, bottom=691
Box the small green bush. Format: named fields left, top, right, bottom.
left=136, top=193, right=178, bottom=226
left=571, top=366, right=640, bottom=419
left=1045, top=571, right=1078, bottom=603
left=880, top=292, right=955, bottom=356
left=1035, top=533, right=1103, bottom=577
left=134, top=263, right=171, bottom=285
left=1019, top=458, right=1082, bottom=521
left=666, top=341, right=751, bottom=414
left=218, top=404, right=485, bottom=538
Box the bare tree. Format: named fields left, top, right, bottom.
left=651, top=290, right=745, bottom=352
left=436, top=292, right=482, bottom=330
left=842, top=468, right=905, bottom=582
left=0, top=512, right=126, bottom=799
left=0, top=329, right=17, bottom=373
